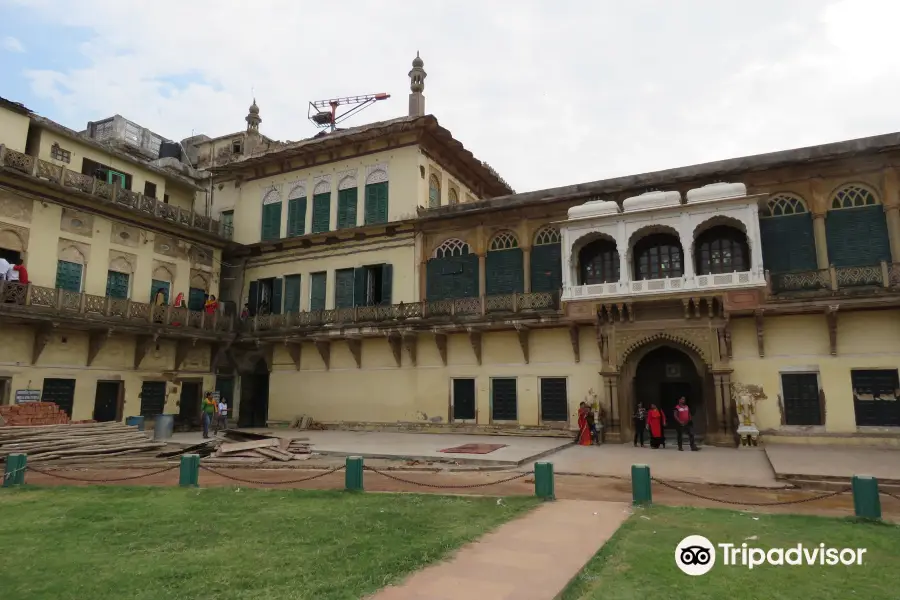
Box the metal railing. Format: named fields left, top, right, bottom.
left=0, top=281, right=233, bottom=333
left=0, top=145, right=224, bottom=239
left=243, top=291, right=560, bottom=332
left=769, top=261, right=900, bottom=294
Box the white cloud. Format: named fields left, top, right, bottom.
left=2, top=36, right=25, bottom=53
left=8, top=0, right=900, bottom=192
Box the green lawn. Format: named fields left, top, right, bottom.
left=562, top=506, right=900, bottom=600
left=0, top=486, right=538, bottom=600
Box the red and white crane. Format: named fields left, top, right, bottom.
left=308, top=93, right=390, bottom=132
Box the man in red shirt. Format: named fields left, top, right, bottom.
left=673, top=397, right=699, bottom=452
left=12, top=259, right=28, bottom=284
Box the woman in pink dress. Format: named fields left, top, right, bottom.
left=576, top=402, right=593, bottom=446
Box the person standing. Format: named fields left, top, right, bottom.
left=574, top=402, right=592, bottom=445
left=633, top=402, right=647, bottom=447
left=586, top=405, right=598, bottom=444
left=201, top=392, right=217, bottom=439
left=646, top=403, right=666, bottom=449
left=215, top=397, right=228, bottom=433
left=12, top=259, right=28, bottom=284
left=673, top=396, right=699, bottom=451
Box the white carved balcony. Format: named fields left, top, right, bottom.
left=562, top=269, right=766, bottom=301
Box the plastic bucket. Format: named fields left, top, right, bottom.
left=125, top=416, right=145, bottom=431
left=153, top=414, right=175, bottom=441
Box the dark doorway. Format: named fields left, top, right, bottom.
left=452, top=378, right=476, bottom=421
left=238, top=359, right=269, bottom=428
left=851, top=369, right=900, bottom=427
left=177, top=381, right=202, bottom=431
left=781, top=373, right=822, bottom=426
left=633, top=346, right=704, bottom=440
left=491, top=378, right=518, bottom=422
left=540, top=377, right=569, bottom=423
left=42, top=378, right=76, bottom=417
left=140, top=381, right=167, bottom=418
left=215, top=376, right=235, bottom=416
left=93, top=381, right=122, bottom=422
left=0, top=247, right=21, bottom=264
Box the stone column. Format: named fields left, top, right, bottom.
left=709, top=371, right=734, bottom=447
left=478, top=253, right=486, bottom=297
left=419, top=260, right=427, bottom=301
left=812, top=214, right=829, bottom=269
left=884, top=204, right=900, bottom=263
left=522, top=246, right=532, bottom=293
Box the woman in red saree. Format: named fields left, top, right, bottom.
left=646, top=403, right=666, bottom=449
left=576, top=402, right=593, bottom=446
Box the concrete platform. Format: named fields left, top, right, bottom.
left=521, top=443, right=784, bottom=488
left=765, top=443, right=900, bottom=483
left=168, top=429, right=572, bottom=467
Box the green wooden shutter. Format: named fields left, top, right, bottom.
left=486, top=248, right=524, bottom=295
left=150, top=280, right=170, bottom=304
left=284, top=275, right=301, bottom=313
left=56, top=260, right=83, bottom=292
left=310, top=273, right=326, bottom=310
left=353, top=268, right=367, bottom=307
left=337, top=188, right=357, bottom=229
left=271, top=278, right=283, bottom=314
left=287, top=197, right=307, bottom=237
left=530, top=244, right=562, bottom=293
left=261, top=202, right=282, bottom=241
left=427, top=255, right=479, bottom=300
left=247, top=280, right=259, bottom=316
left=825, top=206, right=891, bottom=267
left=335, top=269, right=355, bottom=309
left=105, top=271, right=129, bottom=298
left=365, top=182, right=388, bottom=225
left=188, top=287, right=206, bottom=311
left=381, top=264, right=393, bottom=305
left=760, top=214, right=817, bottom=274
left=312, top=193, right=331, bottom=233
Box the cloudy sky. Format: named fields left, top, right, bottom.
left=0, top=0, right=897, bottom=193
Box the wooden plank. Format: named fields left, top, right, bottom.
left=256, top=447, right=293, bottom=462
left=217, top=438, right=279, bottom=454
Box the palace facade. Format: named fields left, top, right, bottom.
left=2, top=54, right=900, bottom=446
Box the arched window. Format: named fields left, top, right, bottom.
left=531, top=225, right=562, bottom=293
left=759, top=193, right=817, bottom=274
left=695, top=226, right=749, bottom=275
left=448, top=188, right=459, bottom=206
left=633, top=234, right=683, bottom=280
left=760, top=193, right=808, bottom=217
left=433, top=238, right=470, bottom=258
left=428, top=175, right=441, bottom=208
left=486, top=231, right=524, bottom=294
left=489, top=231, right=519, bottom=251
left=826, top=183, right=891, bottom=269
left=427, top=238, right=478, bottom=300
left=578, top=238, right=619, bottom=284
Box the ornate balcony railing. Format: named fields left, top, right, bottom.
left=563, top=268, right=766, bottom=301
left=243, top=291, right=561, bottom=333
left=0, top=281, right=233, bottom=334
left=769, top=262, right=900, bottom=295
left=0, top=145, right=224, bottom=239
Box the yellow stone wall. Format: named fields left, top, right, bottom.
left=0, top=192, right=220, bottom=302
left=730, top=310, right=900, bottom=433
left=266, top=327, right=601, bottom=427
left=241, top=235, right=416, bottom=310
left=0, top=108, right=30, bottom=152
left=0, top=325, right=215, bottom=420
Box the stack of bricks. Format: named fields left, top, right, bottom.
left=0, top=402, right=71, bottom=426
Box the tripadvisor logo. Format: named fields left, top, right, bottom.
left=675, top=535, right=867, bottom=576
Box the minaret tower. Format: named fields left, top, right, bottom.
left=408, top=52, right=427, bottom=117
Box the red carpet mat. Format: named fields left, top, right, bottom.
left=438, top=443, right=508, bottom=454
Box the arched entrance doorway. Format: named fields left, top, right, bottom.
left=238, top=358, right=270, bottom=428
left=633, top=346, right=706, bottom=441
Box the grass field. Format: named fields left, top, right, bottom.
left=562, top=505, right=900, bottom=600
left=0, top=486, right=538, bottom=600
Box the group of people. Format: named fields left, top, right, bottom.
left=632, top=397, right=699, bottom=451
left=153, top=288, right=220, bottom=314
left=575, top=401, right=600, bottom=445
left=200, top=391, right=228, bottom=439
left=0, top=257, right=29, bottom=284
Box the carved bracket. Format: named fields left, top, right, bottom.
left=402, top=332, right=417, bottom=366
left=32, top=324, right=55, bottom=365
left=569, top=325, right=580, bottom=363
left=754, top=309, right=765, bottom=357
left=347, top=338, right=362, bottom=369
left=516, top=325, right=530, bottom=364
left=314, top=340, right=331, bottom=370
left=285, top=341, right=302, bottom=371
left=210, top=340, right=234, bottom=371
left=174, top=338, right=197, bottom=371
left=134, top=334, right=156, bottom=370
left=596, top=322, right=610, bottom=364
left=826, top=305, right=839, bottom=356
left=387, top=334, right=402, bottom=367
left=87, top=329, right=112, bottom=367
left=468, top=329, right=483, bottom=366
left=433, top=332, right=448, bottom=366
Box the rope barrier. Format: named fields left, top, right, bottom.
left=651, top=477, right=851, bottom=507
left=27, top=464, right=181, bottom=483
left=198, top=465, right=344, bottom=485
left=363, top=466, right=533, bottom=489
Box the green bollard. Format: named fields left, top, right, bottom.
left=179, top=454, right=200, bottom=488
left=632, top=464, right=652, bottom=506
left=852, top=475, right=881, bottom=520
left=3, top=454, right=26, bottom=488
left=345, top=456, right=364, bottom=492
left=534, top=462, right=555, bottom=500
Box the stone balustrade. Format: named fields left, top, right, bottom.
left=768, top=262, right=900, bottom=294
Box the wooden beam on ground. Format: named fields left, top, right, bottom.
left=387, top=334, right=402, bottom=367
left=86, top=329, right=112, bottom=367
left=468, top=329, right=482, bottom=366
left=569, top=325, right=580, bottom=363
left=433, top=332, right=448, bottom=366
left=516, top=325, right=530, bottom=364
left=347, top=338, right=362, bottom=369
left=314, top=340, right=331, bottom=370
left=403, top=332, right=417, bottom=366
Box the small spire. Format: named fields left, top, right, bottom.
left=408, top=52, right=427, bottom=117
left=246, top=98, right=261, bottom=131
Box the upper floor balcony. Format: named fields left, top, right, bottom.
left=560, top=183, right=766, bottom=302
left=768, top=261, right=900, bottom=296
left=0, top=145, right=230, bottom=240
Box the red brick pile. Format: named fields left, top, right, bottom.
left=0, top=403, right=96, bottom=427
